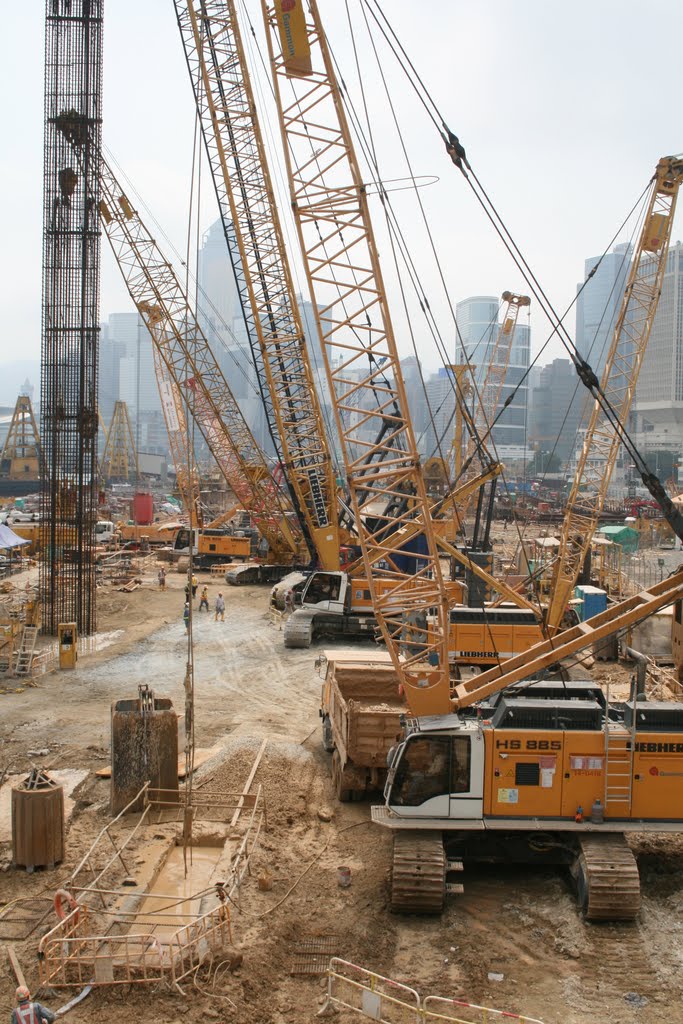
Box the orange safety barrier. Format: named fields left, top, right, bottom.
left=320, top=958, right=545, bottom=1024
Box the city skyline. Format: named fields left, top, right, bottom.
left=2, top=2, right=683, bottom=378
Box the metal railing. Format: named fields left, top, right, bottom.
left=423, top=996, right=545, bottom=1023
left=38, top=781, right=264, bottom=989
left=38, top=900, right=231, bottom=988
left=320, top=959, right=545, bottom=1024
left=322, top=958, right=421, bottom=1022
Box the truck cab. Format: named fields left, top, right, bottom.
left=95, top=520, right=115, bottom=545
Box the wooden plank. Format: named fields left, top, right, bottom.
left=96, top=745, right=221, bottom=780
left=7, top=944, right=27, bottom=990
left=230, top=738, right=267, bottom=827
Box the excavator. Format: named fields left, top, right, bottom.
left=260, top=0, right=683, bottom=920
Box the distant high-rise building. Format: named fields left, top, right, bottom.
left=98, top=321, right=124, bottom=423
left=110, top=313, right=161, bottom=421
left=575, top=242, right=632, bottom=380
left=421, top=367, right=457, bottom=459
left=528, top=358, right=584, bottom=462
left=400, top=355, right=428, bottom=451
left=197, top=217, right=241, bottom=354
left=100, top=312, right=162, bottom=459
left=635, top=240, right=683, bottom=437
left=456, top=295, right=531, bottom=455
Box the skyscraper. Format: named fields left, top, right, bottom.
left=635, top=240, right=683, bottom=437
left=421, top=367, right=457, bottom=459
left=528, top=358, right=584, bottom=462
left=575, top=242, right=633, bottom=380
left=197, top=217, right=241, bottom=355
left=98, top=321, right=124, bottom=424
left=102, top=312, right=162, bottom=454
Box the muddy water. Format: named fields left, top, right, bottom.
left=134, top=844, right=223, bottom=941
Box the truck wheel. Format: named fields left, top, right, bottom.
left=321, top=715, right=335, bottom=753
left=331, top=751, right=353, bottom=802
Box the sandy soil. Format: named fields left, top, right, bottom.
left=1, top=561, right=683, bottom=1024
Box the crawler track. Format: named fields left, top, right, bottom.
left=283, top=610, right=315, bottom=648
left=390, top=831, right=446, bottom=914
left=575, top=833, right=641, bottom=920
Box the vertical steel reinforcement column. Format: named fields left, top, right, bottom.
left=41, top=0, right=103, bottom=635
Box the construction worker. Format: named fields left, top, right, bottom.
left=214, top=591, right=225, bottom=622
left=191, top=572, right=198, bottom=599
left=284, top=587, right=295, bottom=616
left=11, top=986, right=56, bottom=1024
left=158, top=566, right=166, bottom=590
left=199, top=585, right=209, bottom=612
left=183, top=600, right=190, bottom=631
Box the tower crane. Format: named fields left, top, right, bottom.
left=262, top=0, right=683, bottom=921
left=546, top=156, right=683, bottom=632
left=174, top=0, right=341, bottom=572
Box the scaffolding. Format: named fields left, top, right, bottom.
left=40, top=0, right=103, bottom=636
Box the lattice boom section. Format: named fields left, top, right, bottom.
left=548, top=156, right=683, bottom=630
left=263, top=0, right=450, bottom=683
left=97, top=155, right=300, bottom=559
left=175, top=0, right=339, bottom=569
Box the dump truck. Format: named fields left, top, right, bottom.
left=318, top=649, right=406, bottom=801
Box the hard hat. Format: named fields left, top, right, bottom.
left=16, top=986, right=30, bottom=1002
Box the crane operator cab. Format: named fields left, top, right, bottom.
left=299, top=570, right=345, bottom=613
left=385, top=718, right=484, bottom=820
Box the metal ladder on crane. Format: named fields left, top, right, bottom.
left=14, top=625, right=38, bottom=677
left=603, top=682, right=634, bottom=813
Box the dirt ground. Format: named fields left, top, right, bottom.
left=2, top=560, right=683, bottom=1024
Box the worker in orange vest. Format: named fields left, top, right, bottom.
left=12, top=987, right=56, bottom=1024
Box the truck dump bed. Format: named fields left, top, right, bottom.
left=321, top=650, right=405, bottom=769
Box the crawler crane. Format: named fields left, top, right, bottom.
left=95, top=148, right=305, bottom=569
left=55, top=107, right=305, bottom=568
left=175, top=0, right=341, bottom=573
left=261, top=2, right=683, bottom=919
left=177, top=0, right=537, bottom=652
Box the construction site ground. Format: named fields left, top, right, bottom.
left=2, top=558, right=683, bottom=1023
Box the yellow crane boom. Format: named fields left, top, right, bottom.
left=262, top=0, right=450, bottom=692
left=547, top=156, right=683, bottom=631
left=97, top=152, right=302, bottom=562
left=175, top=0, right=341, bottom=570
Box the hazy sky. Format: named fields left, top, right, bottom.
left=1, top=0, right=682, bottom=378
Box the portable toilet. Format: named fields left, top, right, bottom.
left=574, top=585, right=607, bottom=622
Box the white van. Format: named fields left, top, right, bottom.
left=95, top=520, right=116, bottom=545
